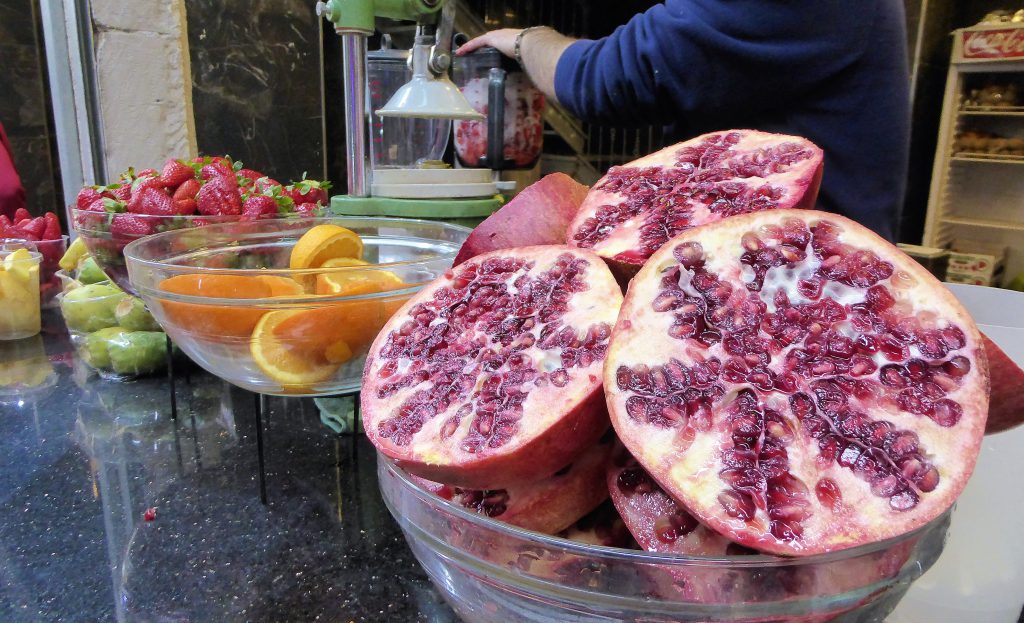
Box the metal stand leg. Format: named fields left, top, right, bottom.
left=166, top=335, right=177, bottom=420
left=255, top=393, right=268, bottom=505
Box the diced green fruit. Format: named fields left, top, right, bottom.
left=1008, top=273, right=1024, bottom=292
left=82, top=327, right=129, bottom=369
left=77, top=257, right=109, bottom=284
left=115, top=296, right=161, bottom=331
left=108, top=331, right=165, bottom=375
left=60, top=282, right=125, bottom=332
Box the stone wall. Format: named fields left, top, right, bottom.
left=90, top=0, right=196, bottom=177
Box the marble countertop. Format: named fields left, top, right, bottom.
left=0, top=312, right=458, bottom=622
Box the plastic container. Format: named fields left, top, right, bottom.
left=889, top=283, right=1024, bottom=623
left=0, top=247, right=42, bottom=340
left=378, top=456, right=951, bottom=623
left=453, top=46, right=545, bottom=170
left=124, top=217, right=470, bottom=396
left=57, top=281, right=168, bottom=380
left=368, top=44, right=452, bottom=170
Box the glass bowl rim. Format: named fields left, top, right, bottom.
left=121, top=216, right=471, bottom=306
left=381, top=454, right=951, bottom=568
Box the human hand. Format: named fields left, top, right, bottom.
left=456, top=28, right=521, bottom=57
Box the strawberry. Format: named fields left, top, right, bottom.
left=128, top=178, right=167, bottom=213
left=110, top=213, right=155, bottom=238
left=0, top=215, right=12, bottom=235
left=131, top=185, right=176, bottom=216
left=201, top=162, right=234, bottom=181
left=237, top=168, right=267, bottom=184
left=172, top=178, right=201, bottom=201
left=283, top=178, right=331, bottom=206
left=254, top=177, right=282, bottom=193
left=175, top=198, right=197, bottom=215
left=14, top=217, right=46, bottom=240
left=195, top=176, right=242, bottom=215
left=137, top=168, right=158, bottom=178
left=191, top=217, right=213, bottom=228
left=294, top=202, right=322, bottom=217
left=43, top=212, right=62, bottom=240
left=108, top=183, right=132, bottom=202
left=76, top=187, right=104, bottom=210
left=241, top=194, right=281, bottom=220
left=13, top=208, right=30, bottom=223
left=160, top=159, right=196, bottom=188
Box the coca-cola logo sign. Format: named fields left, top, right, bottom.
left=962, top=28, right=1024, bottom=59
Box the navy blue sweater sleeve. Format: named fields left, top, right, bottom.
left=555, top=0, right=873, bottom=125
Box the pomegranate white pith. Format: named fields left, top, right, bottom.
left=567, top=130, right=823, bottom=276
left=362, top=245, right=622, bottom=489
left=605, top=210, right=989, bottom=555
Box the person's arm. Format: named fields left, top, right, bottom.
left=456, top=28, right=576, bottom=105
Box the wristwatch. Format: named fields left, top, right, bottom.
left=514, top=26, right=549, bottom=67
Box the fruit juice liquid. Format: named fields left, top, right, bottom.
left=0, top=249, right=42, bottom=340
left=454, top=73, right=545, bottom=169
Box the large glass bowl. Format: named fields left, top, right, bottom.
left=72, top=209, right=242, bottom=294
left=123, top=217, right=469, bottom=396
left=379, top=456, right=951, bottom=623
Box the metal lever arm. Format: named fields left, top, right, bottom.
left=428, top=1, right=456, bottom=75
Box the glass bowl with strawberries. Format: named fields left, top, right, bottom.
left=71, top=156, right=332, bottom=295
left=122, top=217, right=469, bottom=396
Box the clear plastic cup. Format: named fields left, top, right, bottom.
left=0, top=245, right=42, bottom=340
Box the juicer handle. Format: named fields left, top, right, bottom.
left=486, top=67, right=506, bottom=171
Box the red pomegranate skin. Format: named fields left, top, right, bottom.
left=411, top=433, right=614, bottom=535
left=362, top=245, right=622, bottom=489
left=605, top=210, right=989, bottom=556
left=454, top=173, right=590, bottom=266
left=981, top=333, right=1024, bottom=434
left=567, top=129, right=823, bottom=280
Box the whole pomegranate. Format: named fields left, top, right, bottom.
left=567, top=130, right=823, bottom=279
left=605, top=210, right=989, bottom=556
left=362, top=245, right=622, bottom=489
left=411, top=432, right=614, bottom=534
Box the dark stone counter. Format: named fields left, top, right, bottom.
left=0, top=312, right=457, bottom=622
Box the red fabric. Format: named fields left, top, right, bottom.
left=0, top=122, right=27, bottom=220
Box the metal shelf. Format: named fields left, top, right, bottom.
left=951, top=153, right=1024, bottom=164
left=959, top=105, right=1024, bottom=116
left=942, top=216, right=1024, bottom=231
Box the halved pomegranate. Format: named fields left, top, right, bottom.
left=362, top=245, right=622, bottom=489
left=558, top=500, right=636, bottom=548
left=607, top=444, right=733, bottom=556
left=605, top=210, right=989, bottom=555
left=410, top=433, right=613, bottom=534
left=567, top=130, right=823, bottom=279
left=453, top=173, right=589, bottom=266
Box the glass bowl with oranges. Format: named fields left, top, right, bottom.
left=123, top=217, right=470, bottom=395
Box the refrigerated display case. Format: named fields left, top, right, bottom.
left=923, top=23, right=1024, bottom=287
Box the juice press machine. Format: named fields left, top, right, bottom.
left=316, top=0, right=513, bottom=225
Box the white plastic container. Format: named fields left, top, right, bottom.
left=888, top=284, right=1024, bottom=622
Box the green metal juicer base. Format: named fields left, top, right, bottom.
left=330, top=194, right=504, bottom=229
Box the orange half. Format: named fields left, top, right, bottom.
left=251, top=309, right=345, bottom=392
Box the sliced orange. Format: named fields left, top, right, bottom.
left=251, top=309, right=345, bottom=391
left=320, top=257, right=369, bottom=269
left=157, top=274, right=305, bottom=339
left=289, top=224, right=363, bottom=270
left=315, top=267, right=406, bottom=297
